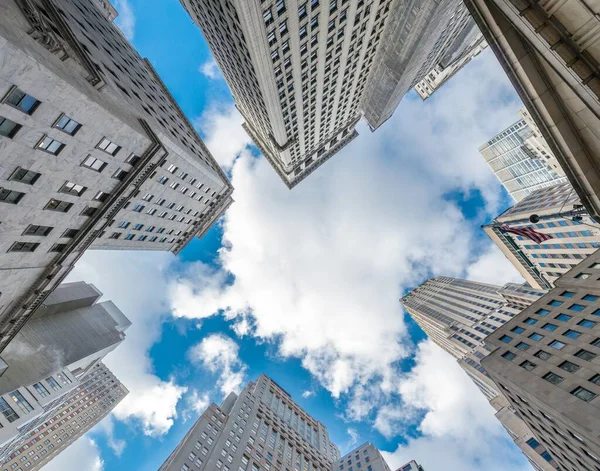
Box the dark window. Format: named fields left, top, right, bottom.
left=8, top=242, right=39, bottom=253
left=542, top=372, right=564, bottom=385
left=61, top=229, right=79, bottom=238
left=44, top=199, right=72, bottom=212
left=23, top=225, right=53, bottom=236
left=590, top=374, right=600, bottom=385
left=515, top=342, right=530, bottom=351
left=534, top=350, right=552, bottom=360
left=571, top=386, right=597, bottom=402
left=112, top=169, right=128, bottom=181
left=575, top=349, right=597, bottom=361
left=559, top=361, right=580, bottom=373
left=36, top=136, right=64, bottom=155
left=125, top=153, right=141, bottom=166
left=0, top=189, right=25, bottom=204
left=520, top=360, right=537, bottom=371
left=49, top=243, right=67, bottom=253
left=511, top=326, right=524, bottom=334
left=502, top=351, right=516, bottom=361
left=80, top=206, right=97, bottom=217
left=53, top=114, right=81, bottom=135
left=0, top=116, right=21, bottom=138
left=526, top=438, right=540, bottom=449
left=4, top=87, right=40, bottom=114
left=9, top=167, right=41, bottom=185
left=93, top=191, right=110, bottom=203
left=499, top=335, right=512, bottom=343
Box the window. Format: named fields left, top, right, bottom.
left=575, top=349, right=597, bottom=361
left=583, top=294, right=599, bottom=302
left=125, top=234, right=134, bottom=241
left=44, top=199, right=72, bottom=212
left=31, top=382, right=50, bottom=398
left=4, top=87, right=40, bottom=114
left=499, top=335, right=512, bottom=343
left=125, top=153, right=141, bottom=166
left=80, top=206, right=97, bottom=217
left=561, top=291, right=575, bottom=298
left=528, top=333, right=544, bottom=341
left=578, top=319, right=597, bottom=328
left=502, top=351, right=516, bottom=361
left=45, top=377, right=61, bottom=391
left=48, top=243, right=67, bottom=253
left=515, top=342, right=530, bottom=351
left=0, top=116, right=21, bottom=137
left=569, top=304, right=585, bottom=312
left=543, top=372, right=564, bottom=385
left=559, top=360, right=580, bottom=373
left=112, top=169, right=128, bottom=181
left=564, top=329, right=581, bottom=339
left=61, top=229, right=78, bottom=238
left=542, top=323, right=557, bottom=331
left=53, top=114, right=81, bottom=135
left=536, top=308, right=550, bottom=316
left=590, top=374, right=600, bottom=385
left=9, top=167, right=41, bottom=185
left=555, top=314, right=572, bottom=322
left=511, top=327, right=524, bottom=334
left=520, top=360, right=537, bottom=371
left=571, top=386, right=597, bottom=402
left=524, top=317, right=537, bottom=325
left=36, top=136, right=64, bottom=155
left=526, top=438, right=540, bottom=449
left=0, top=398, right=19, bottom=422
left=534, top=350, right=552, bottom=360
left=8, top=242, right=39, bottom=253
left=93, top=191, right=110, bottom=203
left=549, top=340, right=566, bottom=350
left=81, top=155, right=107, bottom=172
left=133, top=204, right=145, bottom=213
left=548, top=300, right=562, bottom=307
left=23, top=225, right=53, bottom=236
left=9, top=391, right=33, bottom=414
left=0, top=189, right=25, bottom=204
left=59, top=181, right=86, bottom=196
left=96, top=137, right=120, bottom=155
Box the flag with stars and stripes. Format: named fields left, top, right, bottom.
left=500, top=225, right=554, bottom=244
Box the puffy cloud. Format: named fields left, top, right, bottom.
left=67, top=251, right=187, bottom=436
left=199, top=58, right=222, bottom=80
left=345, top=428, right=360, bottom=452
left=193, top=103, right=253, bottom=169
left=467, top=243, right=524, bottom=285
left=114, top=0, right=135, bottom=40
left=43, top=436, right=104, bottom=471
left=188, top=334, right=247, bottom=396
left=182, top=389, right=211, bottom=422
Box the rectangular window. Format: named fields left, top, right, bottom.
left=549, top=340, right=566, bottom=350
left=528, top=333, right=544, bottom=341
left=31, top=382, right=50, bottom=398
left=578, top=319, right=597, bottom=328
left=4, top=87, right=40, bottom=114
left=53, top=114, right=81, bottom=135
left=0, top=398, right=19, bottom=423
left=133, top=223, right=144, bottom=230
left=81, top=155, right=107, bottom=172
left=536, top=309, right=550, bottom=316
left=555, top=314, right=572, bottom=322
left=571, top=386, right=597, bottom=402
left=499, top=335, right=512, bottom=343
left=125, top=153, right=141, bottom=166
left=515, top=342, right=530, bottom=351
left=96, top=137, right=120, bottom=155
left=9, top=391, right=33, bottom=414
left=0, top=116, right=21, bottom=137
left=511, top=327, right=524, bottom=334
left=44, top=199, right=72, bottom=212
left=575, top=349, right=597, bottom=361
left=112, top=169, right=129, bottom=181
left=48, top=243, right=67, bottom=253
left=583, top=294, right=598, bottom=302
left=59, top=181, right=86, bottom=196
left=542, top=371, right=564, bottom=385
left=534, top=350, right=552, bottom=360
left=45, top=377, right=61, bottom=392
left=93, top=191, right=110, bottom=203
left=8, top=242, right=39, bottom=253
left=520, top=360, right=536, bottom=371
left=569, top=304, right=585, bottom=312
left=0, top=189, right=25, bottom=204
left=542, top=323, right=557, bottom=331
left=61, top=229, right=79, bottom=238
left=564, top=329, right=581, bottom=339
left=36, top=136, right=64, bottom=155
left=133, top=204, right=145, bottom=213
left=561, top=291, right=575, bottom=298
left=125, top=234, right=134, bottom=240
left=23, top=225, right=53, bottom=236
left=9, top=167, right=41, bottom=185
left=524, top=317, right=537, bottom=325
left=559, top=360, right=580, bottom=373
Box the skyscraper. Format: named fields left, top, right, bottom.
left=92, top=0, right=118, bottom=21
left=479, top=107, right=567, bottom=202
left=0, top=362, right=127, bottom=470
left=0, top=0, right=233, bottom=353
left=159, top=374, right=341, bottom=471
left=361, top=0, right=478, bottom=130
left=396, top=461, right=425, bottom=471
left=483, top=182, right=600, bottom=290
left=482, top=250, right=600, bottom=471
left=0, top=281, right=130, bottom=454
left=333, top=442, right=392, bottom=471
left=401, top=277, right=558, bottom=470
left=180, top=0, right=479, bottom=187
left=463, top=0, right=600, bottom=222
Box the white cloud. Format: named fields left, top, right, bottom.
left=193, top=103, right=253, bottom=169
left=43, top=436, right=104, bottom=471
left=199, top=58, right=222, bottom=80
left=182, top=389, right=211, bottom=422
left=301, top=390, right=314, bottom=399
left=188, top=334, right=247, bottom=396
left=114, top=0, right=135, bottom=41
left=467, top=243, right=525, bottom=285
left=345, top=428, right=360, bottom=452
left=95, top=416, right=126, bottom=457
left=68, top=251, right=187, bottom=437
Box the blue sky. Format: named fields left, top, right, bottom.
left=45, top=1, right=534, bottom=470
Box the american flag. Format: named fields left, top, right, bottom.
left=500, top=225, right=554, bottom=244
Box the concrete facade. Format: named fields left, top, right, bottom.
left=0, top=0, right=233, bottom=353
left=396, top=461, right=424, bottom=471
left=92, top=0, right=118, bottom=21
left=334, top=442, right=392, bottom=471
left=159, top=374, right=340, bottom=471
left=484, top=182, right=600, bottom=290
left=483, top=249, right=600, bottom=471
left=0, top=362, right=127, bottom=470
left=401, top=277, right=558, bottom=470
left=479, top=107, right=568, bottom=202
left=463, top=0, right=600, bottom=224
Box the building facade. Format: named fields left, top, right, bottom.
left=401, top=277, right=558, bottom=470
left=0, top=362, right=127, bottom=470
left=482, top=249, right=600, bottom=471
left=463, top=0, right=600, bottom=223
left=396, top=461, right=424, bottom=471
left=159, top=374, right=340, bottom=471
left=479, top=107, right=567, bottom=202
left=0, top=0, right=233, bottom=353
left=92, top=0, right=118, bottom=21
left=361, top=0, right=478, bottom=130
left=414, top=23, right=487, bottom=100
left=484, top=182, right=600, bottom=290
left=333, top=442, right=391, bottom=471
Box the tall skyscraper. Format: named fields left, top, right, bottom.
left=482, top=250, right=600, bottom=471
left=483, top=182, right=600, bottom=290
left=361, top=0, right=478, bottom=130
left=159, top=374, right=341, bottom=471
left=401, top=277, right=558, bottom=470
left=396, top=461, right=425, bottom=471
left=0, top=0, right=233, bottom=353
left=463, top=0, right=600, bottom=222
left=180, top=0, right=479, bottom=187
left=0, top=362, right=127, bottom=470
left=479, top=107, right=567, bottom=202
left=333, top=442, right=392, bottom=471
left=92, top=0, right=118, bottom=21
left=0, top=281, right=130, bottom=455
left=414, top=29, right=487, bottom=100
